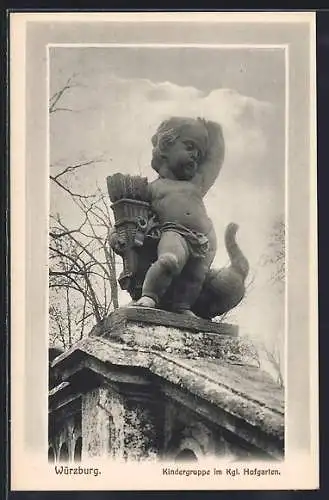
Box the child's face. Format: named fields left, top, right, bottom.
left=155, top=136, right=200, bottom=181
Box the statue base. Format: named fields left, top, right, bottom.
left=87, top=306, right=259, bottom=365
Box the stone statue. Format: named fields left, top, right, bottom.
left=107, top=116, right=249, bottom=320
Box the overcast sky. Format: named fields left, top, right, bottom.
left=50, top=46, right=285, bottom=101
left=49, top=46, right=285, bottom=344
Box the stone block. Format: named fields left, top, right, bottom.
left=86, top=307, right=258, bottom=365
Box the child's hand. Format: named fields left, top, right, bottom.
left=197, top=117, right=224, bottom=147
left=205, top=121, right=224, bottom=147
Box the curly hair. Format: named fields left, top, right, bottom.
left=151, top=117, right=210, bottom=163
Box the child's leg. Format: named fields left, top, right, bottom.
left=171, top=257, right=209, bottom=314
left=136, top=231, right=190, bottom=307
left=171, top=241, right=216, bottom=315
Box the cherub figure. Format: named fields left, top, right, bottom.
left=134, top=117, right=225, bottom=317
left=109, top=116, right=249, bottom=320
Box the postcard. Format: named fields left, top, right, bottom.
left=10, top=11, right=318, bottom=491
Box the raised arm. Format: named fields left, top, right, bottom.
left=191, top=119, right=225, bottom=197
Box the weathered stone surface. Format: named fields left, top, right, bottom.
left=52, top=335, right=283, bottom=447
left=99, top=386, right=162, bottom=461
left=54, top=323, right=257, bottom=369
left=75, top=308, right=257, bottom=365
left=106, top=324, right=257, bottom=364
left=90, top=307, right=239, bottom=337
left=163, top=401, right=218, bottom=459
left=79, top=381, right=163, bottom=461
left=151, top=354, right=284, bottom=449
left=50, top=309, right=284, bottom=460
left=82, top=388, right=110, bottom=459
left=185, top=359, right=284, bottom=413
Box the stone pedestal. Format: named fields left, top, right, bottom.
left=89, top=306, right=259, bottom=366
left=49, top=307, right=284, bottom=462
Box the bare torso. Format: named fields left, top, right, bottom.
left=150, top=178, right=214, bottom=236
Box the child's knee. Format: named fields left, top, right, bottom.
left=157, top=253, right=181, bottom=275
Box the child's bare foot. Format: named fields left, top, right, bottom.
left=133, top=296, right=157, bottom=308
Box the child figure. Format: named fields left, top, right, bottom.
left=134, top=117, right=225, bottom=317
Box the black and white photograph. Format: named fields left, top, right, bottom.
left=10, top=12, right=318, bottom=490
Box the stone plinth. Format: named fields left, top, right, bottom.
left=87, top=307, right=258, bottom=366
left=91, top=307, right=239, bottom=336
left=50, top=307, right=284, bottom=461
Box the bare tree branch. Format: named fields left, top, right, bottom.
left=52, top=159, right=102, bottom=181
left=49, top=74, right=118, bottom=348
left=49, top=74, right=81, bottom=114
left=50, top=175, right=95, bottom=199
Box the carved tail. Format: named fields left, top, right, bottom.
left=225, top=222, right=249, bottom=281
